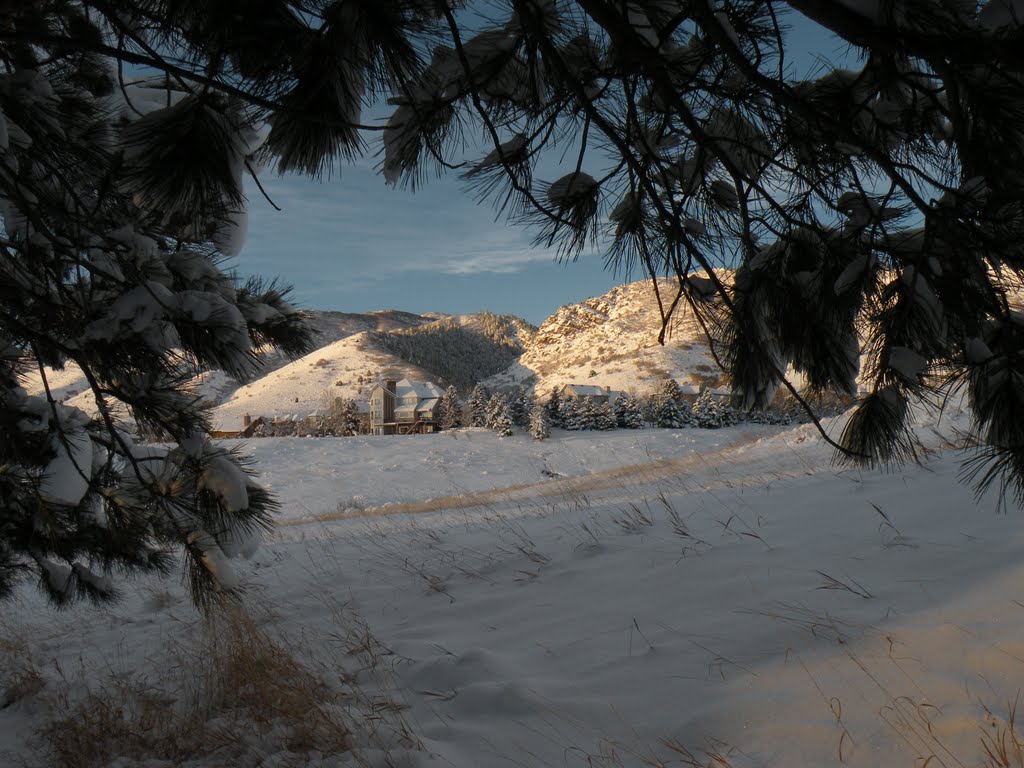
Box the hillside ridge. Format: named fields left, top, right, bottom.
left=25, top=280, right=727, bottom=429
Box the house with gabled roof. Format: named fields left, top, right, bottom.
left=369, top=378, right=445, bottom=435
left=212, top=413, right=265, bottom=439
left=559, top=384, right=614, bottom=404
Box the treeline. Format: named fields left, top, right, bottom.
left=455, top=380, right=851, bottom=440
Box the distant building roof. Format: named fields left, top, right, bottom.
left=401, top=379, right=444, bottom=399
left=415, top=397, right=440, bottom=414
left=563, top=384, right=612, bottom=397
left=373, top=378, right=444, bottom=399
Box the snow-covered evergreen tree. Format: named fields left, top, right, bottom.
left=546, top=388, right=563, bottom=429
left=659, top=380, right=684, bottom=407
left=333, top=398, right=363, bottom=436
left=620, top=395, right=645, bottom=430
left=594, top=401, right=617, bottom=431
left=467, top=384, right=490, bottom=428
left=559, top=398, right=580, bottom=431
left=439, top=386, right=463, bottom=431
left=0, top=2, right=379, bottom=606
left=575, top=397, right=598, bottom=431
left=613, top=393, right=629, bottom=428
left=509, top=388, right=530, bottom=428
left=528, top=401, right=550, bottom=441
left=719, top=399, right=743, bottom=428
left=657, top=399, right=689, bottom=429
left=485, top=392, right=509, bottom=430
left=486, top=393, right=513, bottom=437
left=692, top=390, right=724, bottom=429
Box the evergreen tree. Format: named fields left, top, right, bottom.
left=509, top=387, right=530, bottom=428
left=439, top=386, right=463, bottom=431
left=613, top=393, right=630, bottom=429
left=692, top=390, right=723, bottom=429
left=719, top=399, right=743, bottom=428
left=528, top=401, right=550, bottom=441
left=486, top=393, right=513, bottom=437
left=546, top=388, right=563, bottom=429
left=559, top=398, right=580, bottom=431
left=0, top=1, right=373, bottom=606
left=657, top=398, right=689, bottom=429
left=576, top=397, right=598, bottom=431
left=467, top=384, right=490, bottom=428
left=594, top=400, right=617, bottom=431
left=485, top=392, right=509, bottom=430
left=494, top=411, right=513, bottom=438
left=333, top=398, right=362, bottom=436
left=659, top=380, right=684, bottom=407
left=620, top=395, right=646, bottom=430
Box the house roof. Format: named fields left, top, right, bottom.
left=415, top=398, right=440, bottom=413
left=373, top=378, right=444, bottom=399
left=563, top=384, right=611, bottom=397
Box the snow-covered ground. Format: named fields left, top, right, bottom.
left=244, top=426, right=779, bottom=521
left=4, top=399, right=1024, bottom=768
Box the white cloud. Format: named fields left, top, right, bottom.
left=383, top=226, right=582, bottom=276
left=438, top=248, right=554, bottom=274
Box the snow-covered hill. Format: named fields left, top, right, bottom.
left=25, top=279, right=729, bottom=428
left=21, top=308, right=436, bottom=409
left=211, top=331, right=436, bottom=430
left=485, top=278, right=723, bottom=397
left=212, top=311, right=534, bottom=429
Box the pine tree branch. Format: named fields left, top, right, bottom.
left=0, top=28, right=389, bottom=132
left=245, top=160, right=282, bottom=211
left=438, top=5, right=574, bottom=231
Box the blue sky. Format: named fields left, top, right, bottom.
left=241, top=164, right=620, bottom=326
left=237, top=12, right=848, bottom=327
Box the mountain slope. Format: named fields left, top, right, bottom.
left=369, top=311, right=536, bottom=390
left=211, top=331, right=435, bottom=430
left=211, top=311, right=535, bottom=429
left=26, top=280, right=726, bottom=428
left=485, top=278, right=724, bottom=397
left=24, top=309, right=438, bottom=416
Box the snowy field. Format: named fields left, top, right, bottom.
left=243, top=426, right=784, bottom=521
left=4, top=401, right=1024, bottom=767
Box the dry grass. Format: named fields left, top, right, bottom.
left=982, top=697, right=1024, bottom=768
left=612, top=501, right=655, bottom=533
left=39, top=608, right=352, bottom=768
left=0, top=636, right=44, bottom=711
left=1, top=667, right=44, bottom=711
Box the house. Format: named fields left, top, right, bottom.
left=559, top=384, right=614, bottom=404
left=369, top=378, right=444, bottom=435
left=211, top=413, right=264, bottom=439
